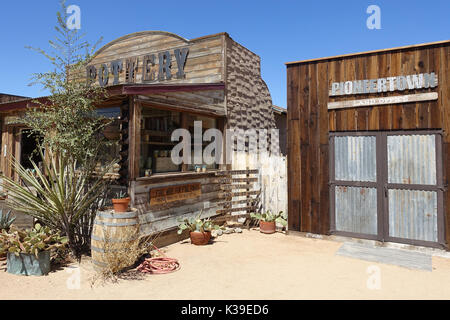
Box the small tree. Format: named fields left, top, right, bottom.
left=22, top=0, right=111, bottom=167
left=1, top=1, right=117, bottom=258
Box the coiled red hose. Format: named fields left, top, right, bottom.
left=137, top=245, right=180, bottom=274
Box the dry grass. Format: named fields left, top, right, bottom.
left=90, top=226, right=160, bottom=285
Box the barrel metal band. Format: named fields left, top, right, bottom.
left=96, top=211, right=138, bottom=219
left=91, top=235, right=138, bottom=243
left=92, top=259, right=107, bottom=267
left=91, top=246, right=133, bottom=253
left=94, top=220, right=138, bottom=227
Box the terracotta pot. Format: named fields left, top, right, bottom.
left=190, top=231, right=211, bottom=245
left=259, top=220, right=276, bottom=234
left=112, top=197, right=130, bottom=213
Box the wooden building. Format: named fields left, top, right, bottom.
left=286, top=40, right=450, bottom=249
left=0, top=31, right=281, bottom=239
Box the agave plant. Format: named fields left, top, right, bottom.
left=0, top=223, right=67, bottom=258
left=251, top=211, right=288, bottom=226
left=177, top=211, right=222, bottom=234
left=114, top=190, right=129, bottom=199
left=1, top=148, right=112, bottom=257
left=0, top=209, right=15, bottom=231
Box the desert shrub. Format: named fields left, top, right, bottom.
left=1, top=150, right=113, bottom=259
left=93, top=225, right=158, bottom=283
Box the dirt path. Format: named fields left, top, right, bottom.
left=1, top=230, right=450, bottom=299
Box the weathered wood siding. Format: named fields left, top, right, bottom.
left=130, top=173, right=223, bottom=236
left=0, top=122, right=20, bottom=179
left=136, top=89, right=225, bottom=117
left=0, top=94, right=28, bottom=104
left=87, top=31, right=226, bottom=85
left=230, top=151, right=287, bottom=217
left=287, top=41, right=450, bottom=244
left=225, top=37, right=276, bottom=131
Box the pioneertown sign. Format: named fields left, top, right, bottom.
left=328, top=72, right=439, bottom=110
left=86, top=47, right=190, bottom=87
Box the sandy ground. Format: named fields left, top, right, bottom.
left=1, top=229, right=450, bottom=300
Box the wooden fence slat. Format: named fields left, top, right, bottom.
left=219, top=190, right=261, bottom=198
left=216, top=206, right=256, bottom=214
left=217, top=199, right=258, bottom=206
left=215, top=177, right=258, bottom=183
left=215, top=169, right=259, bottom=175
left=220, top=184, right=252, bottom=190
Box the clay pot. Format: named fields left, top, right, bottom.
left=190, top=231, right=211, bottom=245
left=112, top=197, right=130, bottom=213
left=259, top=220, right=276, bottom=234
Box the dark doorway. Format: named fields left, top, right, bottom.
left=20, top=129, right=42, bottom=170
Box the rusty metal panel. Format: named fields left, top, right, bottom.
left=388, top=189, right=438, bottom=242
left=387, top=135, right=436, bottom=185
left=334, top=136, right=377, bottom=182
left=335, top=186, right=377, bottom=235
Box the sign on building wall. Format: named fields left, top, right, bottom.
left=86, top=47, right=190, bottom=87
left=328, top=72, right=439, bottom=109
left=329, top=72, right=438, bottom=96
left=149, top=183, right=201, bottom=207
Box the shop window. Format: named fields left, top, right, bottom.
left=98, top=119, right=121, bottom=176
left=139, top=106, right=219, bottom=177
left=140, top=107, right=182, bottom=176
left=186, top=114, right=218, bottom=172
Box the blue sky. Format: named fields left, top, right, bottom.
left=0, top=0, right=448, bottom=108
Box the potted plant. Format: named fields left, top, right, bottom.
left=0, top=223, right=67, bottom=276
left=177, top=212, right=222, bottom=245
left=251, top=211, right=287, bottom=234
left=112, top=191, right=130, bottom=213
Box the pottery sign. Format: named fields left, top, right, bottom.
left=86, top=47, right=190, bottom=87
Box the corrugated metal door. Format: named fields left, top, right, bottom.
left=330, top=133, right=382, bottom=240
left=330, top=131, right=444, bottom=248
left=385, top=133, right=444, bottom=245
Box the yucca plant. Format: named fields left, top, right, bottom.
left=1, top=148, right=112, bottom=258
left=0, top=209, right=15, bottom=231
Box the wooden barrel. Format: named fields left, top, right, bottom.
left=91, top=208, right=139, bottom=269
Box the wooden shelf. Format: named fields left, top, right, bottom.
left=136, top=170, right=219, bottom=182
left=141, top=130, right=172, bottom=137
left=141, top=141, right=176, bottom=146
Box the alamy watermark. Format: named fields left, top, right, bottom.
left=170, top=121, right=280, bottom=166
left=366, top=5, right=381, bottom=30
left=66, top=266, right=81, bottom=290
left=366, top=265, right=381, bottom=290
left=66, top=4, right=81, bottom=30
